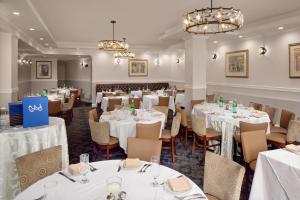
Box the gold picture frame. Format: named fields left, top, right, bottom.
left=128, top=59, right=148, bottom=77
left=289, top=43, right=300, bottom=78
left=225, top=50, right=249, bottom=78
left=36, top=61, right=52, bottom=79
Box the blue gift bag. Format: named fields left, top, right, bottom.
left=22, top=96, right=49, bottom=128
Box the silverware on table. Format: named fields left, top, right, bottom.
left=141, top=164, right=151, bottom=173
left=138, top=164, right=148, bottom=173
left=89, top=164, right=97, bottom=172
left=58, top=172, right=76, bottom=182
left=117, top=159, right=124, bottom=172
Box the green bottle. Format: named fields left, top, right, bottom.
left=232, top=100, right=237, bottom=113
left=130, top=99, right=136, bottom=110
left=219, top=96, right=224, bottom=107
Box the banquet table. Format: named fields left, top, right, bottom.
left=175, top=93, right=186, bottom=107
left=250, top=149, right=300, bottom=200
left=100, top=96, right=130, bottom=112
left=100, top=109, right=165, bottom=151
left=192, top=103, right=270, bottom=159
left=15, top=160, right=206, bottom=200
left=0, top=117, right=69, bottom=200
left=143, top=95, right=175, bottom=113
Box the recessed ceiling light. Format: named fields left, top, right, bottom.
left=45, top=43, right=49, bottom=46
left=12, top=11, right=20, bottom=16
left=238, top=35, right=243, bottom=38
left=213, top=41, right=218, bottom=44
left=39, top=37, right=44, bottom=41
left=278, top=26, right=284, bottom=30
left=29, top=28, right=35, bottom=31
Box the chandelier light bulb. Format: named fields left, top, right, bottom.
left=196, top=14, right=201, bottom=21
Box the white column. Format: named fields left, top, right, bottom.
left=0, top=32, right=18, bottom=106
left=184, top=35, right=208, bottom=112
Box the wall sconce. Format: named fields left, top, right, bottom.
left=115, top=58, right=121, bottom=65
left=154, top=57, right=160, bottom=66
left=176, top=58, right=181, bottom=64
left=259, top=46, right=267, bottom=55
left=211, top=53, right=218, bottom=60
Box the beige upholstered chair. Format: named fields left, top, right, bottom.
left=161, top=113, right=181, bottom=162
left=16, top=146, right=62, bottom=191
left=241, top=130, right=268, bottom=171
left=136, top=121, right=161, bottom=140
left=103, top=92, right=116, bottom=97
left=191, top=114, right=222, bottom=160
left=152, top=105, right=168, bottom=123
left=61, top=94, right=76, bottom=124
left=88, top=109, right=98, bottom=122
left=158, top=96, right=169, bottom=106
left=127, top=138, right=162, bottom=162
left=88, top=119, right=119, bottom=159
left=267, top=120, right=300, bottom=148
left=234, top=121, right=268, bottom=145
left=48, top=100, right=61, bottom=117
left=129, top=97, right=142, bottom=108
left=249, top=102, right=263, bottom=111
left=179, top=107, right=193, bottom=147
left=191, top=99, right=205, bottom=108
left=204, top=152, right=245, bottom=200
left=107, top=98, right=122, bottom=111
left=270, top=109, right=295, bottom=134
left=206, top=94, right=215, bottom=103
left=264, top=105, right=277, bottom=125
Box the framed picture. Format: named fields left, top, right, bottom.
left=128, top=59, right=148, bottom=77
left=289, top=43, right=300, bottom=78
left=225, top=50, right=249, bottom=78
left=36, top=61, right=52, bottom=79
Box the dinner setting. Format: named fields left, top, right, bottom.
left=1, top=0, right=300, bottom=200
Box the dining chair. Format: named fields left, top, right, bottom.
left=70, top=89, right=79, bottom=106
left=191, top=114, right=222, bottom=161
left=61, top=94, right=76, bottom=124
left=264, top=105, right=278, bottom=125
left=179, top=107, right=192, bottom=147
left=129, top=97, right=142, bottom=108
left=16, top=145, right=62, bottom=191
left=161, top=113, right=181, bottom=162
left=191, top=99, right=205, bottom=108
left=204, top=151, right=245, bottom=200
left=88, top=119, right=119, bottom=160
left=152, top=105, right=168, bottom=123
left=158, top=96, right=169, bottom=106
left=107, top=98, right=122, bottom=111
left=136, top=121, right=161, bottom=140
left=88, top=109, right=98, bottom=122
left=270, top=109, right=295, bottom=134
left=48, top=100, right=61, bottom=117
left=249, top=102, right=263, bottom=111
left=206, top=94, right=215, bottom=103
left=127, top=138, right=162, bottom=162
left=267, top=120, right=300, bottom=148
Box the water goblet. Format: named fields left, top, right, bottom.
left=106, top=176, right=122, bottom=196
left=150, top=156, right=160, bottom=187
left=79, top=153, right=90, bottom=184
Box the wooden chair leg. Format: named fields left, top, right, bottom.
left=174, top=137, right=177, bottom=156
left=171, top=138, right=175, bottom=162
left=202, top=138, right=207, bottom=161
left=192, top=133, right=196, bottom=155
left=184, top=127, right=188, bottom=147
left=106, top=145, right=109, bottom=159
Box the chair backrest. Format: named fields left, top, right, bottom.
left=103, top=92, right=116, bottom=97
left=67, top=94, right=76, bottom=109
left=171, top=113, right=181, bottom=137
left=264, top=105, right=277, bottom=125
left=127, top=138, right=162, bottom=162
left=175, top=103, right=181, bottom=113
left=16, top=145, right=62, bottom=191
left=191, top=114, right=206, bottom=136
left=88, top=119, right=110, bottom=144
left=241, top=130, right=268, bottom=164
left=108, top=98, right=122, bottom=111
left=77, top=88, right=82, bottom=96
left=204, top=152, right=245, bottom=200
left=116, top=92, right=127, bottom=96
left=191, top=99, right=205, bottom=108
left=70, top=89, right=78, bottom=97
left=88, top=109, right=98, bottom=122
left=249, top=102, right=263, bottom=111
left=158, top=96, right=169, bottom=106
left=179, top=107, right=188, bottom=127
left=136, top=121, right=161, bottom=140
left=286, top=120, right=300, bottom=143
left=129, top=97, right=142, bottom=108
left=280, top=109, right=295, bottom=129
left=239, top=121, right=268, bottom=133
left=206, top=94, right=215, bottom=103
left=48, top=100, right=61, bottom=116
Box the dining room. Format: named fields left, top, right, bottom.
left=1, top=0, right=300, bottom=200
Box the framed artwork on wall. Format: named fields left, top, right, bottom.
left=289, top=43, right=300, bottom=78
left=128, top=59, right=148, bottom=77
left=225, top=50, right=249, bottom=78
left=36, top=61, right=52, bottom=79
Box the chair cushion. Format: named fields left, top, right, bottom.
left=270, top=126, right=288, bottom=134
left=266, top=133, right=286, bottom=145
left=205, top=193, right=220, bottom=200
left=206, top=128, right=222, bottom=139
left=249, top=160, right=257, bottom=171
left=161, top=129, right=171, bottom=139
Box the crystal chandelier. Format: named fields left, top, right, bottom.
left=97, top=20, right=129, bottom=51
left=183, top=0, right=243, bottom=34
left=114, top=38, right=135, bottom=58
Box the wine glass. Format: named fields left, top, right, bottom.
left=150, top=156, right=160, bottom=187
left=106, top=176, right=122, bottom=196
left=79, top=153, right=90, bottom=184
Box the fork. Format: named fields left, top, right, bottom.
left=138, top=164, right=149, bottom=173
left=141, top=164, right=151, bottom=173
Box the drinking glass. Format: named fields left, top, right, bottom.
left=79, top=153, right=90, bottom=184
left=43, top=181, right=58, bottom=200
left=106, top=176, right=122, bottom=195
left=150, top=156, right=160, bottom=187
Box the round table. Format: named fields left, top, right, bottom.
left=15, top=160, right=206, bottom=200
left=101, top=96, right=130, bottom=112
left=100, top=109, right=165, bottom=151
left=142, top=95, right=175, bottom=113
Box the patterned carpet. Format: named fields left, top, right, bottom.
left=66, top=105, right=252, bottom=199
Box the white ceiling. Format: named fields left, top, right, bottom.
left=1, top=0, right=300, bottom=51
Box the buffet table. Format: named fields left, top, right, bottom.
left=100, top=109, right=165, bottom=151
left=192, top=103, right=270, bottom=159
left=0, top=117, right=69, bottom=200
left=250, top=149, right=300, bottom=200
left=15, top=160, right=206, bottom=200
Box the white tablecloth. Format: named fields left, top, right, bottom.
left=250, top=149, right=300, bottom=200
left=175, top=93, right=186, bottom=107
left=130, top=90, right=142, bottom=98
left=15, top=160, right=206, bottom=200
left=0, top=117, right=69, bottom=200
left=143, top=95, right=175, bottom=113
left=192, top=103, right=270, bottom=159
left=101, top=96, right=130, bottom=112
left=100, top=109, right=165, bottom=151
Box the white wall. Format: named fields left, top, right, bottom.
left=207, top=30, right=300, bottom=120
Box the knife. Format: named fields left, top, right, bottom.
left=58, top=172, right=76, bottom=182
